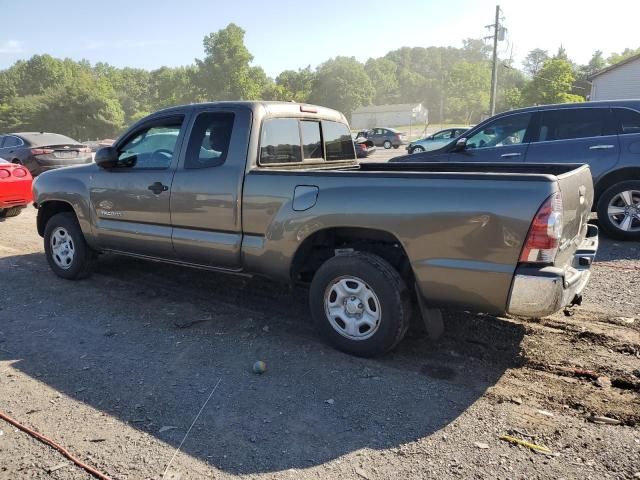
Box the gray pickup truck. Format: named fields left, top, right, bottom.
left=33, top=102, right=598, bottom=356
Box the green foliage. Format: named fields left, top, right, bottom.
left=0, top=22, right=636, bottom=137
left=524, top=59, right=583, bottom=105
left=308, top=57, right=375, bottom=117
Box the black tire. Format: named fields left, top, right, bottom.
left=44, top=212, right=96, bottom=279
left=309, top=251, right=411, bottom=357
left=596, top=180, right=640, bottom=240
left=383, top=140, right=392, bottom=149
left=411, top=146, right=425, bottom=154
left=393, top=145, right=400, bottom=149
left=0, top=206, right=23, bottom=218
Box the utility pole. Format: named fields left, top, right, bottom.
left=486, top=5, right=504, bottom=117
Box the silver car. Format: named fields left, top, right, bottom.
left=407, top=128, right=469, bottom=154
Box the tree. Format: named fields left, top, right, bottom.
left=274, top=67, right=315, bottom=102
left=194, top=23, right=265, bottom=100
left=364, top=58, right=399, bottom=104
left=446, top=61, right=490, bottom=123
left=522, top=49, right=549, bottom=76
left=607, top=47, right=640, bottom=65
left=308, top=57, right=374, bottom=117
left=524, top=59, right=583, bottom=105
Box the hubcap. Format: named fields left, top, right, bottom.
left=324, top=276, right=382, bottom=341
left=607, top=189, right=640, bottom=232
left=50, top=227, right=75, bottom=269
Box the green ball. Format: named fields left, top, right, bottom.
left=253, top=360, right=267, bottom=374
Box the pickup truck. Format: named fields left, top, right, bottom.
left=33, top=101, right=599, bottom=357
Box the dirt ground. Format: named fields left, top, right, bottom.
left=0, top=208, right=638, bottom=480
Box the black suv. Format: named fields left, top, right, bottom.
left=391, top=100, right=640, bottom=240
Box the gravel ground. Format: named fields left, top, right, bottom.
left=0, top=208, right=638, bottom=480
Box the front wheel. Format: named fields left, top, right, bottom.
left=383, top=140, right=392, bottom=149
left=596, top=181, right=640, bottom=240
left=44, top=212, right=96, bottom=279
left=309, top=252, right=411, bottom=357
left=411, top=146, right=425, bottom=154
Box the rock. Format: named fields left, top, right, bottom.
left=612, top=317, right=636, bottom=325
left=537, top=409, right=554, bottom=417
left=595, top=376, right=611, bottom=389
left=262, top=325, right=270, bottom=332
left=511, top=397, right=523, bottom=405
left=159, top=426, right=178, bottom=433
left=47, top=463, right=69, bottom=474
left=250, top=435, right=257, bottom=443
left=355, top=467, right=371, bottom=479
left=474, top=442, right=490, bottom=449
left=587, top=415, right=621, bottom=425
left=325, top=398, right=335, bottom=405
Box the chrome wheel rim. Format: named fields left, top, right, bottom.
left=50, top=227, right=75, bottom=269
left=413, top=147, right=424, bottom=153
left=608, top=190, right=640, bottom=232
left=384, top=141, right=391, bottom=149
left=324, top=276, right=382, bottom=341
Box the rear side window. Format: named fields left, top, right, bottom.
left=537, top=108, right=608, bottom=141
left=613, top=108, right=640, bottom=135
left=185, top=112, right=234, bottom=169
left=260, top=118, right=301, bottom=165
left=322, top=121, right=355, bottom=161
left=3, top=136, right=21, bottom=148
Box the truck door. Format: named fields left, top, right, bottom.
left=169, top=107, right=251, bottom=269
left=89, top=115, right=186, bottom=257
left=448, top=112, right=533, bottom=162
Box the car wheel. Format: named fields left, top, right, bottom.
left=309, top=251, right=411, bottom=357
left=393, top=145, right=400, bottom=149
left=596, top=180, right=640, bottom=240
left=411, top=146, right=425, bottom=154
left=0, top=206, right=24, bottom=218
left=383, top=140, right=392, bottom=149
left=44, top=212, right=96, bottom=279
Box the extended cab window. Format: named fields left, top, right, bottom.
left=466, top=113, right=531, bottom=149
left=260, top=118, right=301, bottom=165
left=322, top=121, right=355, bottom=161
left=185, top=112, right=234, bottom=169
left=613, top=108, right=640, bottom=134
left=536, top=108, right=608, bottom=141
left=117, top=119, right=183, bottom=169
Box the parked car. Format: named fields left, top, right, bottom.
left=356, top=128, right=406, bottom=149
left=83, top=139, right=115, bottom=153
left=33, top=101, right=597, bottom=357
left=354, top=139, right=376, bottom=158
left=0, top=158, right=32, bottom=218
left=0, top=132, right=93, bottom=176
left=407, top=128, right=469, bottom=154
left=390, top=100, right=640, bottom=240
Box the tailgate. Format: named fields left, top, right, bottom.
left=555, top=165, right=594, bottom=267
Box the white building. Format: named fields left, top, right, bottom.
left=351, top=103, right=428, bottom=129
left=589, top=53, right=640, bottom=101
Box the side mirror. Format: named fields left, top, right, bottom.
left=95, top=146, right=118, bottom=169
left=453, top=137, right=467, bottom=152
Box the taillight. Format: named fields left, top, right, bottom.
left=0, top=169, right=10, bottom=179
left=519, top=191, right=563, bottom=264
left=13, top=168, right=27, bottom=178
left=396, top=134, right=401, bottom=140
left=31, top=148, right=54, bottom=155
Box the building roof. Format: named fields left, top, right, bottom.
left=588, top=53, right=640, bottom=80
left=352, top=103, right=422, bottom=114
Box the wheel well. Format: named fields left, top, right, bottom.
left=37, top=201, right=75, bottom=237
left=290, top=227, right=414, bottom=286
left=594, top=168, right=640, bottom=207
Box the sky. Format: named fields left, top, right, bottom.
left=1, top=0, right=639, bottom=76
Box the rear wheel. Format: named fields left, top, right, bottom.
left=44, top=212, right=96, bottom=279
left=393, top=145, right=400, bottom=149
left=309, top=252, right=411, bottom=357
left=596, top=181, right=640, bottom=240
left=411, top=146, right=425, bottom=154
left=383, top=140, right=392, bottom=149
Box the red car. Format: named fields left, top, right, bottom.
left=0, top=158, right=32, bottom=218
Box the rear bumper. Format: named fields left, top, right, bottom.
left=507, top=224, right=598, bottom=318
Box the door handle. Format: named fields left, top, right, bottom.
left=500, top=152, right=521, bottom=158
left=589, top=144, right=614, bottom=150
left=148, top=182, right=168, bottom=194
